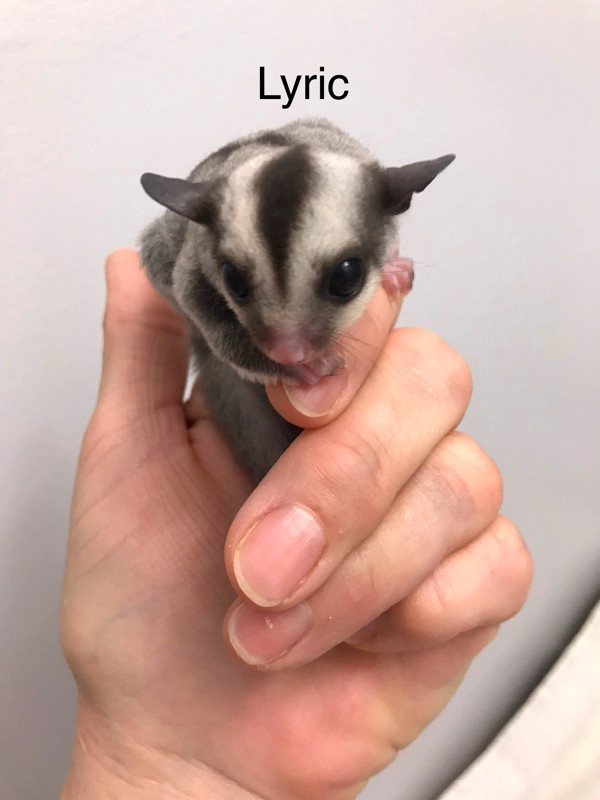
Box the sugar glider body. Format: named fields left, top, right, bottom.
left=139, top=118, right=453, bottom=482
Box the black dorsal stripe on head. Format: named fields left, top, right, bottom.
left=255, top=144, right=314, bottom=295
left=255, top=131, right=291, bottom=147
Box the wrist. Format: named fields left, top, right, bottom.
left=61, top=704, right=263, bottom=800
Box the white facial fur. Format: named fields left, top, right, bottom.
left=213, top=149, right=389, bottom=339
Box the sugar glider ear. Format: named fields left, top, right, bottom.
left=140, top=173, right=214, bottom=224
left=381, top=154, right=455, bottom=215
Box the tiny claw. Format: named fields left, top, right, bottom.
left=287, top=350, right=346, bottom=385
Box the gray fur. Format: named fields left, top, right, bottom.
left=190, top=334, right=300, bottom=480
left=139, top=118, right=454, bottom=482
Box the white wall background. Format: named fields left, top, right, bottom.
left=1, top=2, right=599, bottom=798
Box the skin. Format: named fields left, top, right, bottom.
left=60, top=249, right=533, bottom=800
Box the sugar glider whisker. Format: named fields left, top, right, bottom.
left=139, top=118, right=454, bottom=482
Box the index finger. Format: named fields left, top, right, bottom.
left=225, top=328, right=472, bottom=610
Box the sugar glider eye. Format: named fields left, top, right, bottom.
left=324, top=258, right=365, bottom=302
left=222, top=262, right=251, bottom=301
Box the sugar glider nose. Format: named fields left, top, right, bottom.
left=259, top=332, right=313, bottom=364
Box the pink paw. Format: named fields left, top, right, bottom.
left=381, top=257, right=414, bottom=298
left=287, top=350, right=346, bottom=386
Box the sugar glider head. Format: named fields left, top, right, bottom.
left=141, top=144, right=454, bottom=383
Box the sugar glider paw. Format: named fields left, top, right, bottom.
left=381, top=257, right=414, bottom=297
left=284, top=350, right=346, bottom=386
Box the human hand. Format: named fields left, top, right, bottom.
left=60, top=249, right=532, bottom=800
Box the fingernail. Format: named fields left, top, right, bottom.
left=283, top=371, right=347, bottom=417
left=228, top=601, right=312, bottom=665
left=234, top=505, right=325, bottom=606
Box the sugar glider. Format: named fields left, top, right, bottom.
left=139, top=118, right=454, bottom=483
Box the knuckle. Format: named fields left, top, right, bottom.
left=420, top=567, right=455, bottom=632
left=340, top=548, right=384, bottom=612
left=431, top=338, right=473, bottom=407
left=397, top=519, right=532, bottom=643
left=491, top=517, right=534, bottom=612
left=440, top=433, right=504, bottom=515
left=451, top=351, right=473, bottom=401
left=415, top=433, right=504, bottom=530
left=386, top=328, right=473, bottom=413
left=398, top=567, right=454, bottom=641
left=496, top=517, right=533, bottom=613
left=312, top=427, right=390, bottom=508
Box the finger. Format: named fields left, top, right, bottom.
left=381, top=625, right=500, bottom=748
left=309, top=627, right=498, bottom=759
left=224, top=431, right=498, bottom=668
left=348, top=516, right=533, bottom=652
left=225, top=329, right=472, bottom=611
left=98, top=249, right=189, bottom=417
left=184, top=378, right=213, bottom=426
left=184, top=377, right=255, bottom=500
left=266, top=277, right=407, bottom=426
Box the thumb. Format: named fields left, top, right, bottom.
left=98, top=249, right=189, bottom=417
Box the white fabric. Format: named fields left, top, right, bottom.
left=440, top=601, right=600, bottom=800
